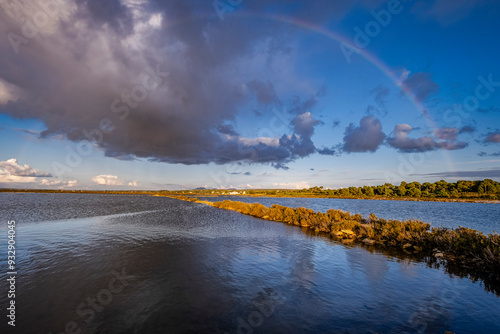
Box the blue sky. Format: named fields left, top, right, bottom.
left=0, top=0, right=499, bottom=190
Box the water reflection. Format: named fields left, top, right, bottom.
left=0, top=194, right=498, bottom=333
left=346, top=247, right=389, bottom=284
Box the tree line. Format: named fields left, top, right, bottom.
left=223, top=179, right=500, bottom=200
left=302, top=179, right=500, bottom=200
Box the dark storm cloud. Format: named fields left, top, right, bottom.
left=291, top=112, right=322, bottom=138
left=342, top=116, right=386, bottom=153
left=432, top=126, right=472, bottom=150
left=387, top=124, right=468, bottom=152
left=272, top=162, right=290, bottom=170
left=76, top=0, right=134, bottom=36
left=402, top=72, right=439, bottom=102
left=486, top=132, right=500, bottom=143
left=434, top=127, right=459, bottom=141
left=370, top=85, right=389, bottom=108
left=477, top=151, right=500, bottom=157
left=215, top=123, right=239, bottom=136
left=289, top=96, right=318, bottom=115
left=0, top=0, right=392, bottom=169
left=276, top=112, right=323, bottom=159
left=289, top=86, right=326, bottom=115
left=387, top=124, right=437, bottom=152
left=247, top=80, right=280, bottom=105
left=411, top=0, right=486, bottom=25
left=459, top=125, right=475, bottom=134
left=103, top=151, right=137, bottom=161
left=412, top=168, right=500, bottom=179
left=477, top=106, right=500, bottom=113
left=438, top=141, right=468, bottom=150
left=244, top=0, right=386, bottom=22
left=317, top=147, right=338, bottom=156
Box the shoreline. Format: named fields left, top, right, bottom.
left=1, top=189, right=499, bottom=204
left=183, top=193, right=500, bottom=204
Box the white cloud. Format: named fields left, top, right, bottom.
left=91, top=174, right=124, bottom=186
left=148, top=13, right=162, bottom=28
left=0, top=79, right=20, bottom=103
left=232, top=135, right=280, bottom=147
left=66, top=180, right=78, bottom=187
left=271, top=181, right=310, bottom=189
left=41, top=179, right=78, bottom=188
left=41, top=179, right=61, bottom=186
left=237, top=183, right=262, bottom=189
left=128, top=180, right=140, bottom=187
left=397, top=68, right=411, bottom=83
left=0, top=158, right=52, bottom=177
left=0, top=169, right=36, bottom=183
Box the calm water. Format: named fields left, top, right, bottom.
left=0, top=193, right=499, bottom=333
left=198, top=196, right=500, bottom=234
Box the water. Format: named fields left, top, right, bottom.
left=0, top=193, right=499, bottom=333
left=198, top=195, right=500, bottom=234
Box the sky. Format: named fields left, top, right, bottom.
left=0, top=0, right=500, bottom=190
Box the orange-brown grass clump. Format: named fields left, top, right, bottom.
left=207, top=199, right=500, bottom=278
left=165, top=195, right=200, bottom=202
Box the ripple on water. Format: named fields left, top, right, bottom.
left=0, top=193, right=498, bottom=333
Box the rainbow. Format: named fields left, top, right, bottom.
left=164, top=10, right=455, bottom=173
left=232, top=11, right=455, bottom=173
left=241, top=12, right=434, bottom=122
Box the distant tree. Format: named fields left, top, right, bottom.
left=363, top=186, right=375, bottom=197
left=408, top=181, right=421, bottom=190
left=478, top=179, right=495, bottom=195
left=407, top=187, right=421, bottom=197
left=348, top=186, right=362, bottom=196
left=397, top=182, right=407, bottom=196
left=436, top=189, right=450, bottom=198
left=457, top=180, right=474, bottom=192
left=316, top=179, right=499, bottom=200
left=421, top=182, right=431, bottom=192
left=435, top=180, right=449, bottom=192
left=340, top=188, right=350, bottom=197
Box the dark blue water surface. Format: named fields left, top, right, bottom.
left=0, top=193, right=498, bottom=333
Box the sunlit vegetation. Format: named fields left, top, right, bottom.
left=167, top=197, right=500, bottom=281
left=166, top=195, right=199, bottom=202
